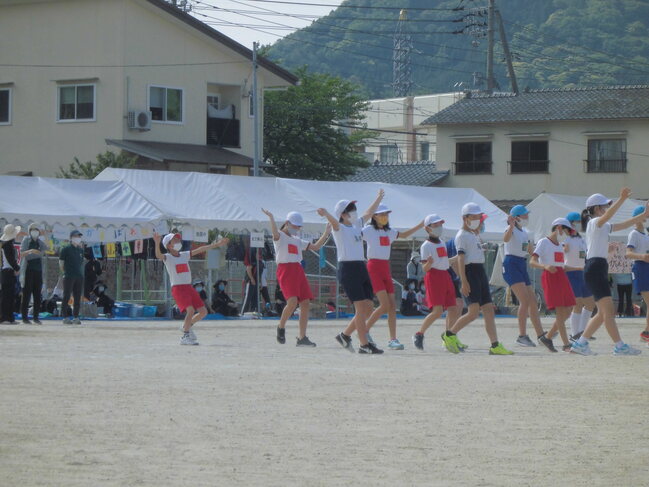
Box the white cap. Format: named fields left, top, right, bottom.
left=286, top=211, right=303, bottom=227
left=334, top=199, right=356, bottom=219
left=585, top=193, right=612, bottom=208
left=162, top=233, right=181, bottom=247
left=424, top=214, right=444, bottom=226
left=0, top=224, right=21, bottom=241
left=551, top=217, right=572, bottom=229
left=374, top=204, right=391, bottom=215
left=461, top=202, right=482, bottom=216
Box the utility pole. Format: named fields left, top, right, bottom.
left=252, top=42, right=260, bottom=177
left=486, top=0, right=495, bottom=93
left=496, top=10, right=519, bottom=95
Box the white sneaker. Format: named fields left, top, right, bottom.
left=612, top=343, right=641, bottom=356
left=188, top=328, right=197, bottom=341
left=180, top=332, right=199, bottom=346
left=72, top=318, right=82, bottom=325
left=62, top=318, right=72, bottom=325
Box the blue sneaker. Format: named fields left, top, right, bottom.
left=387, top=339, right=405, bottom=350
left=613, top=343, right=642, bottom=356
left=570, top=341, right=595, bottom=356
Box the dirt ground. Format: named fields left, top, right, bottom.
left=1, top=316, right=648, bottom=487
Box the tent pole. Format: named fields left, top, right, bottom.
left=116, top=259, right=122, bottom=301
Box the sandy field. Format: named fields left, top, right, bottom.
left=1, top=316, right=648, bottom=487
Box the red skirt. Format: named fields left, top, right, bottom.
left=424, top=268, right=456, bottom=310
left=276, top=262, right=314, bottom=302
left=367, top=259, right=395, bottom=294
left=541, top=268, right=576, bottom=310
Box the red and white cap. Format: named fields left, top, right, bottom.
left=286, top=211, right=303, bottom=227
left=585, top=193, right=612, bottom=208
left=162, top=233, right=181, bottom=247
left=424, top=214, right=444, bottom=226
left=334, top=199, right=357, bottom=219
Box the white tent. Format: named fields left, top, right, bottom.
left=95, top=168, right=509, bottom=240
left=527, top=192, right=643, bottom=242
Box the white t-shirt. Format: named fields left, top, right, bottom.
left=420, top=239, right=450, bottom=271
left=504, top=226, right=530, bottom=258
left=163, top=251, right=192, bottom=286
left=363, top=225, right=399, bottom=260
left=533, top=237, right=565, bottom=267
left=627, top=229, right=649, bottom=258
left=454, top=229, right=485, bottom=264
left=274, top=231, right=310, bottom=264
left=586, top=217, right=612, bottom=259
left=564, top=235, right=587, bottom=268
left=332, top=218, right=365, bottom=262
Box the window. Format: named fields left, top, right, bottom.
left=58, top=84, right=95, bottom=121
left=454, top=142, right=492, bottom=174
left=586, top=139, right=627, bottom=173
left=207, top=95, right=219, bottom=117
left=149, top=86, right=183, bottom=123
left=420, top=142, right=430, bottom=161
left=380, top=145, right=399, bottom=164
left=509, top=141, right=549, bottom=173
left=0, top=88, right=10, bottom=124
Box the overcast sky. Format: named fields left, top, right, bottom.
left=190, top=0, right=345, bottom=49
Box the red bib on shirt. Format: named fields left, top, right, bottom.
left=436, top=246, right=448, bottom=258
left=288, top=244, right=299, bottom=255
left=175, top=263, right=189, bottom=274
left=554, top=252, right=564, bottom=263
left=379, top=236, right=390, bottom=247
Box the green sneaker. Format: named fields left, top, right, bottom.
left=456, top=337, right=468, bottom=351
left=489, top=342, right=514, bottom=355
left=441, top=332, right=460, bottom=354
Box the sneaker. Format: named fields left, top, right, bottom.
left=570, top=341, right=595, bottom=356
left=640, top=331, right=649, bottom=343
left=413, top=332, right=424, bottom=351
left=387, top=339, right=404, bottom=350
left=22, top=319, right=31, bottom=324
left=455, top=337, right=469, bottom=351
left=441, top=332, right=460, bottom=354
left=72, top=318, right=82, bottom=325
left=276, top=326, right=286, bottom=344
left=569, top=331, right=582, bottom=342
left=366, top=333, right=376, bottom=346
left=335, top=333, right=354, bottom=353
left=538, top=333, right=558, bottom=353
left=296, top=336, right=316, bottom=347
left=516, top=335, right=536, bottom=347
left=612, top=343, right=642, bottom=356
left=188, top=328, right=197, bottom=341
left=180, top=332, right=199, bottom=346
left=32, top=319, right=42, bottom=325
left=489, top=343, right=514, bottom=355
left=62, top=318, right=73, bottom=325
left=358, top=343, right=384, bottom=354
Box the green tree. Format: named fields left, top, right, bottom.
left=263, top=67, right=372, bottom=180
left=57, top=151, right=137, bottom=179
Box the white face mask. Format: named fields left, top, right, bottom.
left=518, top=219, right=529, bottom=228
left=429, top=226, right=443, bottom=238
left=98, top=286, right=105, bottom=293
left=420, top=285, right=426, bottom=291
left=173, top=242, right=182, bottom=251
left=556, top=231, right=567, bottom=243
left=71, top=237, right=82, bottom=245
left=30, top=231, right=40, bottom=239
left=347, top=211, right=358, bottom=222
left=287, top=226, right=299, bottom=236
left=467, top=219, right=481, bottom=230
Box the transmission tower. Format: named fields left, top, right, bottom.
left=393, top=9, right=413, bottom=97
left=166, top=0, right=192, bottom=13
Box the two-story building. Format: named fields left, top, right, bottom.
left=0, top=0, right=297, bottom=177
left=422, top=86, right=649, bottom=202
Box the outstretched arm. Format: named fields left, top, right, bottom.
left=612, top=202, right=649, bottom=232
left=152, top=233, right=165, bottom=262
left=317, top=208, right=340, bottom=232
left=361, top=188, right=385, bottom=223
left=308, top=224, right=332, bottom=251
left=190, top=237, right=230, bottom=257
left=262, top=208, right=281, bottom=241
left=398, top=220, right=425, bottom=239
left=598, top=187, right=631, bottom=228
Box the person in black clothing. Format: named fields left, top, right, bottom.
left=242, top=248, right=271, bottom=313
left=20, top=223, right=47, bottom=324
left=92, top=280, right=115, bottom=317
left=84, top=249, right=102, bottom=300
left=59, top=229, right=85, bottom=324
left=192, top=279, right=212, bottom=313
left=400, top=278, right=423, bottom=316
left=1, top=224, right=22, bottom=324
left=211, top=279, right=239, bottom=316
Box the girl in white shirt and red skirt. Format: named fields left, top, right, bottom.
left=262, top=209, right=331, bottom=347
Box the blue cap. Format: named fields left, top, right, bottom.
left=566, top=211, right=581, bottom=223
left=510, top=205, right=529, bottom=217
left=632, top=205, right=646, bottom=217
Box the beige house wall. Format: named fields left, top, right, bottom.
left=434, top=119, right=649, bottom=200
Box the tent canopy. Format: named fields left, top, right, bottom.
left=95, top=168, right=509, bottom=241
left=527, top=192, right=643, bottom=242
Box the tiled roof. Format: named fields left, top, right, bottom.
left=422, top=85, right=649, bottom=125
left=347, top=161, right=449, bottom=186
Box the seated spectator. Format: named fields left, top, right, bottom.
left=192, top=279, right=213, bottom=313
left=400, top=278, right=423, bottom=316
left=211, top=280, right=239, bottom=317
left=416, top=279, right=430, bottom=314
left=84, top=249, right=102, bottom=300
left=42, top=277, right=64, bottom=316
left=92, top=280, right=115, bottom=317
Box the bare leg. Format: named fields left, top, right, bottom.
left=583, top=297, right=621, bottom=343
left=183, top=305, right=207, bottom=332
left=385, top=293, right=397, bottom=340
left=279, top=296, right=298, bottom=329
left=366, top=290, right=389, bottom=331
left=525, top=285, right=544, bottom=337
left=481, top=303, right=498, bottom=344
left=419, top=305, right=444, bottom=334
left=547, top=306, right=571, bottom=346
left=642, top=292, right=649, bottom=333
left=345, top=300, right=372, bottom=346
left=450, top=302, right=480, bottom=334
left=510, top=282, right=531, bottom=336
left=297, top=300, right=310, bottom=339
left=445, top=298, right=462, bottom=330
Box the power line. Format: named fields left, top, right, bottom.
left=225, top=0, right=465, bottom=12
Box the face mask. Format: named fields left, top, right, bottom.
left=467, top=219, right=481, bottom=230
left=98, top=286, right=105, bottom=293
left=172, top=242, right=182, bottom=251
left=429, top=226, right=443, bottom=238
left=409, top=283, right=415, bottom=290
left=347, top=211, right=358, bottom=222
left=287, top=226, right=299, bottom=236
left=71, top=237, right=82, bottom=245
left=420, top=285, right=426, bottom=291
left=518, top=219, right=528, bottom=228
left=30, top=231, right=39, bottom=239
left=218, top=284, right=225, bottom=291
left=556, top=232, right=567, bottom=243
left=195, top=286, right=203, bottom=292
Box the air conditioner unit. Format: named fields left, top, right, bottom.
left=127, top=110, right=152, bottom=131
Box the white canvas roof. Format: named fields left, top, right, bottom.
left=96, top=168, right=509, bottom=240
left=527, top=192, right=644, bottom=242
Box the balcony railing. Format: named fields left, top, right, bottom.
left=584, top=159, right=627, bottom=173
left=453, top=161, right=493, bottom=175
left=207, top=117, right=240, bottom=147
left=508, top=160, right=550, bottom=174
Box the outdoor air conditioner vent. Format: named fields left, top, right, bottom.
left=127, top=110, right=152, bottom=131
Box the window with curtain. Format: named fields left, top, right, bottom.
left=455, top=141, right=492, bottom=174
left=510, top=141, right=549, bottom=173
left=149, top=86, right=183, bottom=122
left=587, top=139, right=627, bottom=172
left=380, top=145, right=399, bottom=164
left=420, top=142, right=430, bottom=161
left=0, top=89, right=10, bottom=124
left=58, top=84, right=95, bottom=121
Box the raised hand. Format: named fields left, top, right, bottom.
left=261, top=208, right=274, bottom=219
left=620, top=187, right=632, bottom=200
left=152, top=232, right=161, bottom=243
left=316, top=208, right=327, bottom=217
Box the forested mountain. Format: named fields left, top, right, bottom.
left=265, top=0, right=649, bottom=98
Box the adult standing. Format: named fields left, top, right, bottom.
left=406, top=252, right=424, bottom=282
left=59, top=229, right=85, bottom=325
left=0, top=224, right=21, bottom=324
left=20, top=223, right=47, bottom=324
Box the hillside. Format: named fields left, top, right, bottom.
left=266, top=0, right=649, bottom=98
